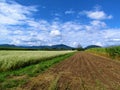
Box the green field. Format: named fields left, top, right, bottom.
left=0, top=51, right=74, bottom=72
left=0, top=51, right=74, bottom=89
left=86, top=46, right=120, bottom=60
left=86, top=48, right=106, bottom=54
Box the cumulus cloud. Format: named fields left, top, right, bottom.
left=89, top=20, right=106, bottom=30
left=90, top=20, right=106, bottom=27
left=0, top=1, right=120, bottom=47
left=82, top=10, right=112, bottom=20
left=62, top=22, right=83, bottom=31
left=27, top=20, right=50, bottom=31
left=50, top=30, right=61, bottom=36
left=0, top=1, right=37, bottom=25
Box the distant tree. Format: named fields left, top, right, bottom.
left=76, top=44, right=84, bottom=51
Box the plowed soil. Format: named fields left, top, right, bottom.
left=19, top=52, right=120, bottom=90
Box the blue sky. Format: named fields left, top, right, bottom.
left=0, top=0, right=120, bottom=47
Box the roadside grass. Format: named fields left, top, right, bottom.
left=86, top=48, right=106, bottom=55
left=86, top=47, right=120, bottom=61
left=106, top=46, right=120, bottom=59
left=0, top=52, right=74, bottom=90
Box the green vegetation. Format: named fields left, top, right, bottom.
left=0, top=51, right=73, bottom=71
left=76, top=44, right=84, bottom=51
left=0, top=52, right=74, bottom=89
left=106, top=46, right=120, bottom=58
left=86, top=46, right=120, bottom=60
left=86, top=48, right=106, bottom=54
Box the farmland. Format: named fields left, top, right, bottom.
left=0, top=50, right=74, bottom=89
left=18, top=52, right=120, bottom=90
left=86, top=46, right=120, bottom=61
left=0, top=48, right=120, bottom=90
left=0, top=51, right=73, bottom=72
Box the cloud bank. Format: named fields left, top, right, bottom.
left=0, top=0, right=120, bottom=47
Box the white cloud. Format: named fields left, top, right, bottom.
left=95, top=42, right=103, bottom=46
left=54, top=13, right=61, bottom=17
left=0, top=1, right=120, bottom=47
left=27, top=20, right=50, bottom=30
left=62, top=22, right=83, bottom=31
left=90, top=20, right=106, bottom=27
left=65, top=10, right=75, bottom=14
left=72, top=42, right=78, bottom=47
left=83, top=10, right=112, bottom=20
left=111, top=39, right=120, bottom=42
left=0, top=1, right=37, bottom=25
left=50, top=30, right=61, bottom=36
left=84, top=20, right=106, bottom=31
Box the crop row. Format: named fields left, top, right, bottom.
left=106, top=46, right=120, bottom=58
left=0, top=51, right=73, bottom=71
left=86, top=46, right=120, bottom=59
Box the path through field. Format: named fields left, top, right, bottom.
left=20, top=52, right=120, bottom=90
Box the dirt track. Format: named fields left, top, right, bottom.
left=20, top=52, right=120, bottom=90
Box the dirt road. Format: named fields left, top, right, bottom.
left=20, top=52, right=120, bottom=90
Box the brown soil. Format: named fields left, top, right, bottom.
left=18, top=52, right=120, bottom=90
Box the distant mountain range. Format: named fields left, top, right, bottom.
left=0, top=44, right=103, bottom=50
left=0, top=44, right=74, bottom=50
left=84, top=45, right=102, bottom=49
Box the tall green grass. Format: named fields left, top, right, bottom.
left=86, top=46, right=120, bottom=59
left=86, top=48, right=106, bottom=54
left=106, top=46, right=120, bottom=58
left=0, top=51, right=73, bottom=71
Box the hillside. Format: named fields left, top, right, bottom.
left=0, top=44, right=74, bottom=50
